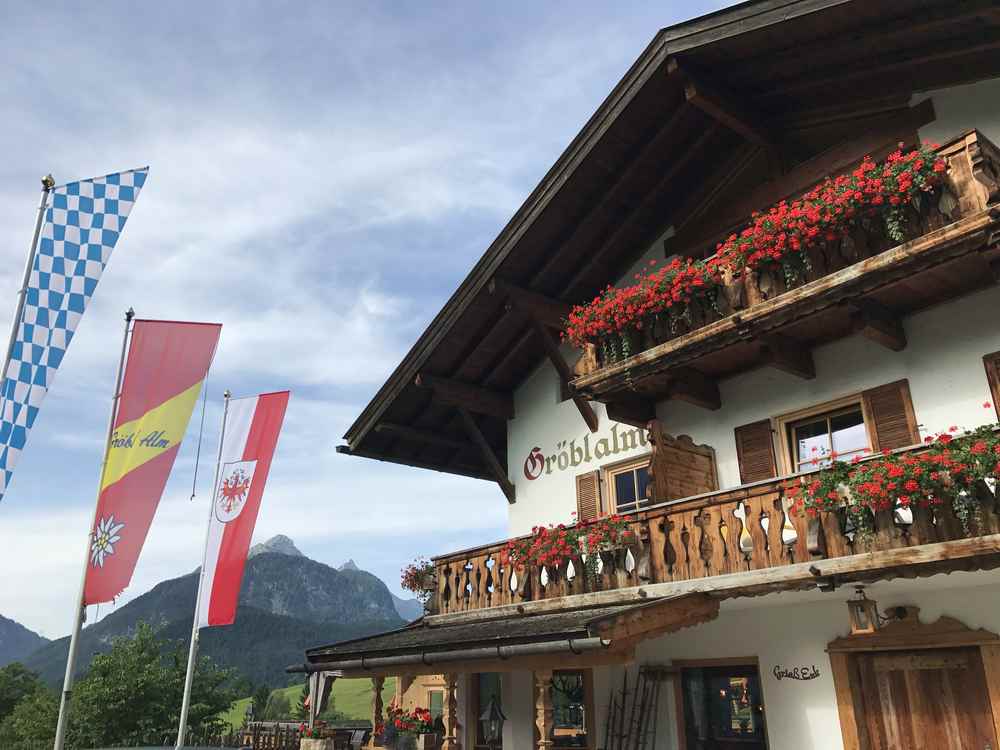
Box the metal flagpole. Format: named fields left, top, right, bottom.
left=176, top=390, right=231, bottom=749
left=1, top=175, right=55, bottom=410
left=53, top=307, right=134, bottom=750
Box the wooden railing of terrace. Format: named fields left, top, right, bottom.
left=428, top=443, right=1000, bottom=616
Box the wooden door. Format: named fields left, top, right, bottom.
left=854, top=647, right=998, bottom=749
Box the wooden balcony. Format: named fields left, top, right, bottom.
left=572, top=130, right=1000, bottom=416
left=429, top=441, right=1000, bottom=618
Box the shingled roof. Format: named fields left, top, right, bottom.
left=306, top=603, right=637, bottom=663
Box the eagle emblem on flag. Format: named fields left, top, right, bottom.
left=215, top=460, right=257, bottom=523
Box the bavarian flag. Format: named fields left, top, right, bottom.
left=83, top=319, right=221, bottom=605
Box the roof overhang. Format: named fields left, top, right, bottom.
left=294, top=594, right=718, bottom=677
left=340, top=0, right=1000, bottom=483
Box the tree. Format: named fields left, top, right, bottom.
left=66, top=622, right=236, bottom=747
left=252, top=683, right=271, bottom=720
left=0, top=686, right=58, bottom=749
left=295, top=681, right=309, bottom=719
left=263, top=691, right=290, bottom=720
left=0, top=663, right=45, bottom=722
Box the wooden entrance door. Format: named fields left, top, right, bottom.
left=853, top=647, right=998, bottom=750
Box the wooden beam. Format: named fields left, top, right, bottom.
left=667, top=367, right=721, bottom=410
left=562, top=123, right=722, bottom=297
left=587, top=593, right=719, bottom=640
left=415, top=373, right=514, bottom=420
left=605, top=395, right=656, bottom=429
left=530, top=319, right=599, bottom=433
left=848, top=300, right=907, bottom=351
left=668, top=58, right=774, bottom=147
left=458, top=407, right=516, bottom=503
left=768, top=31, right=1000, bottom=99
left=530, top=104, right=693, bottom=288
left=671, top=99, right=935, bottom=257
left=374, top=422, right=472, bottom=453
left=760, top=334, right=816, bottom=379
left=488, top=278, right=571, bottom=330
left=336, top=444, right=492, bottom=482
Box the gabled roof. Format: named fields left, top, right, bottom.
left=340, top=0, right=1000, bottom=482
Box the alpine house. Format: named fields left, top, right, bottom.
left=298, top=2, right=1000, bottom=748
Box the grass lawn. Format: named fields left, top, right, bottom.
left=223, top=678, right=397, bottom=729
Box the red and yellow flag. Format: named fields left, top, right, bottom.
left=83, top=319, right=222, bottom=605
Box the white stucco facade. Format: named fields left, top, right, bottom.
left=489, top=570, right=1000, bottom=750
left=487, top=78, right=1000, bottom=750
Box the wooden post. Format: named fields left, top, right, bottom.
left=443, top=672, right=463, bottom=750
left=535, top=669, right=554, bottom=750
left=370, top=675, right=385, bottom=747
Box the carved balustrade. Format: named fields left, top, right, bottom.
left=428, top=443, right=1000, bottom=615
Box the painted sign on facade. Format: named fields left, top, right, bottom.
left=522, top=423, right=649, bottom=481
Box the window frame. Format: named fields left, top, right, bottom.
left=671, top=657, right=770, bottom=750
left=602, top=454, right=652, bottom=515
left=775, top=393, right=874, bottom=476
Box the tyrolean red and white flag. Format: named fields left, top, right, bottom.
left=197, top=390, right=289, bottom=627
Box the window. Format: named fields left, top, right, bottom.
left=678, top=662, right=768, bottom=750
left=428, top=690, right=443, bottom=722
left=606, top=457, right=651, bottom=514
left=550, top=671, right=591, bottom=749
left=787, top=404, right=868, bottom=471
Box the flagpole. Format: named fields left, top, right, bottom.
left=53, top=307, right=134, bottom=750
left=1, top=175, right=55, bottom=409
left=176, top=389, right=231, bottom=749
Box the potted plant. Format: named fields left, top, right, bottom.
left=503, top=514, right=634, bottom=581
left=401, top=557, right=436, bottom=605
left=299, top=721, right=333, bottom=750
left=387, top=706, right=439, bottom=750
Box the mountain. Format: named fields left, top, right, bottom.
left=23, top=536, right=404, bottom=686
left=249, top=534, right=304, bottom=559
left=0, top=614, right=49, bottom=667
left=339, top=559, right=422, bottom=621
left=391, top=594, right=424, bottom=622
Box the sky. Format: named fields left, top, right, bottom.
left=0, top=0, right=732, bottom=639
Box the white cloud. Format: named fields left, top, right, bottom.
left=0, top=0, right=735, bottom=638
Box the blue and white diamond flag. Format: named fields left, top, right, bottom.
left=0, top=167, right=149, bottom=502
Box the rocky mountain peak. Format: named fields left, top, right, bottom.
left=248, top=534, right=304, bottom=559
left=339, top=559, right=360, bottom=571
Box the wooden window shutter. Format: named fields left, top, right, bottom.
left=985, top=352, right=1000, bottom=420
left=575, top=470, right=602, bottom=521
left=861, top=379, right=920, bottom=452
left=734, top=420, right=777, bottom=483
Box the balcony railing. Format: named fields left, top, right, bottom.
left=572, top=129, right=1000, bottom=402
left=429, top=442, right=1000, bottom=616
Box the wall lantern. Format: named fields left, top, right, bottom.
left=479, top=695, right=506, bottom=750
left=847, top=587, right=880, bottom=635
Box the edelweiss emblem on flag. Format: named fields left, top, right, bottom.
left=215, top=460, right=257, bottom=523
left=90, top=515, right=125, bottom=568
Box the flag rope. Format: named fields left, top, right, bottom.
left=189, top=377, right=210, bottom=501
left=176, top=389, right=231, bottom=749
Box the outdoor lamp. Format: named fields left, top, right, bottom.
left=847, top=587, right=880, bottom=635
left=479, top=695, right=506, bottom=749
